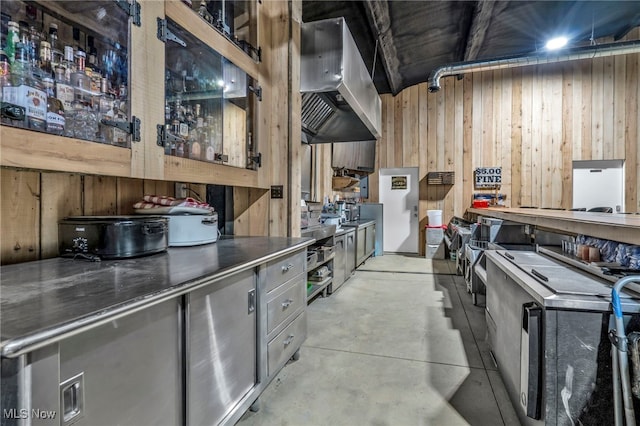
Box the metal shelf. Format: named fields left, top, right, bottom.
left=307, top=252, right=334, bottom=271
left=307, top=276, right=332, bottom=302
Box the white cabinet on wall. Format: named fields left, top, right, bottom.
left=572, top=160, right=624, bottom=212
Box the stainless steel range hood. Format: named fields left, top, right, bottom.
left=301, top=18, right=381, bottom=144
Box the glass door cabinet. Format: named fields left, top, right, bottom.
left=1, top=0, right=132, bottom=147
left=163, top=18, right=259, bottom=170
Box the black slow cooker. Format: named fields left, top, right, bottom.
left=59, top=216, right=169, bottom=259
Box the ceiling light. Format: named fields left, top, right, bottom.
left=546, top=37, right=568, bottom=50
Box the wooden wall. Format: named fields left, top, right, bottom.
left=0, top=169, right=209, bottom=264
left=369, top=30, right=640, bottom=252
left=0, top=1, right=298, bottom=264
left=311, top=144, right=334, bottom=202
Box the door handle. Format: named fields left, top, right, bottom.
left=283, top=334, right=295, bottom=347
left=60, top=373, right=84, bottom=425
left=247, top=289, right=256, bottom=314
left=521, top=303, right=542, bottom=419
left=281, top=263, right=294, bottom=272
left=281, top=298, right=294, bottom=309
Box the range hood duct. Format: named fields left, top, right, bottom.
left=428, top=39, right=640, bottom=93
left=301, top=17, right=381, bottom=144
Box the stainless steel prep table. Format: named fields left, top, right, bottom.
left=0, top=236, right=313, bottom=357
left=1, top=236, right=315, bottom=426
left=484, top=249, right=640, bottom=425
left=343, top=220, right=376, bottom=267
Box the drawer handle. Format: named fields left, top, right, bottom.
left=283, top=334, right=295, bottom=347
left=281, top=263, right=294, bottom=272
left=281, top=298, right=294, bottom=309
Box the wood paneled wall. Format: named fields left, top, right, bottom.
left=0, top=169, right=210, bottom=264
left=369, top=30, right=640, bottom=253
left=311, top=144, right=333, bottom=202
left=1, top=1, right=299, bottom=264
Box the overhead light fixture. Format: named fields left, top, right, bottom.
left=546, top=36, right=568, bottom=50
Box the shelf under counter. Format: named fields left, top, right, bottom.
left=307, top=276, right=332, bottom=302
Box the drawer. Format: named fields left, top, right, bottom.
left=266, top=251, right=306, bottom=293
left=268, top=311, right=307, bottom=376
left=267, top=276, right=305, bottom=334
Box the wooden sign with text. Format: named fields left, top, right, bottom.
left=474, top=167, right=502, bottom=188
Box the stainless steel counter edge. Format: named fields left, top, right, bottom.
left=342, top=220, right=375, bottom=228
left=485, top=250, right=640, bottom=312
left=1, top=237, right=315, bottom=358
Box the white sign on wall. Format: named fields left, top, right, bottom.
left=475, top=167, right=502, bottom=188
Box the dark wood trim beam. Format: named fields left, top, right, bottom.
left=364, top=0, right=402, bottom=95
left=463, top=0, right=509, bottom=61
left=614, top=14, right=640, bottom=41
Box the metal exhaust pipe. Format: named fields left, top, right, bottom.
left=427, top=40, right=640, bottom=93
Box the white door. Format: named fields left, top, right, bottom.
left=572, top=160, right=625, bottom=212
left=379, top=168, right=419, bottom=253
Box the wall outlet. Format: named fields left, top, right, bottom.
left=271, top=185, right=284, bottom=199
left=175, top=182, right=188, bottom=198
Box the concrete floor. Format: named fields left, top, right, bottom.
left=238, top=254, right=521, bottom=426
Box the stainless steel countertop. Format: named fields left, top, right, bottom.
left=335, top=226, right=355, bottom=236
left=484, top=250, right=640, bottom=312
left=0, top=236, right=314, bottom=357
left=342, top=219, right=375, bottom=228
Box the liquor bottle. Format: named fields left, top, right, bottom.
left=204, top=114, right=216, bottom=162
left=17, top=21, right=30, bottom=58
left=0, top=49, right=17, bottom=126
left=0, top=51, right=11, bottom=95
left=86, top=37, right=102, bottom=94
left=10, top=42, right=46, bottom=131
left=54, top=47, right=75, bottom=111
left=42, top=76, right=65, bottom=135
left=170, top=118, right=180, bottom=156
left=189, top=103, right=203, bottom=160
left=69, top=51, right=96, bottom=141
left=6, top=21, right=20, bottom=64
left=39, top=41, right=53, bottom=77
left=198, top=1, right=211, bottom=24
left=28, top=25, right=44, bottom=72
left=71, top=49, right=90, bottom=102
left=111, top=99, right=129, bottom=147
left=98, top=78, right=116, bottom=144
left=48, top=23, right=62, bottom=69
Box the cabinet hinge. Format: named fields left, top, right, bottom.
left=214, top=153, right=229, bottom=163
left=157, top=18, right=186, bottom=46
left=157, top=124, right=185, bottom=147
left=101, top=116, right=141, bottom=142
left=236, top=40, right=261, bottom=62
left=249, top=152, right=262, bottom=168
left=248, top=84, right=262, bottom=101
left=115, top=0, right=141, bottom=27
